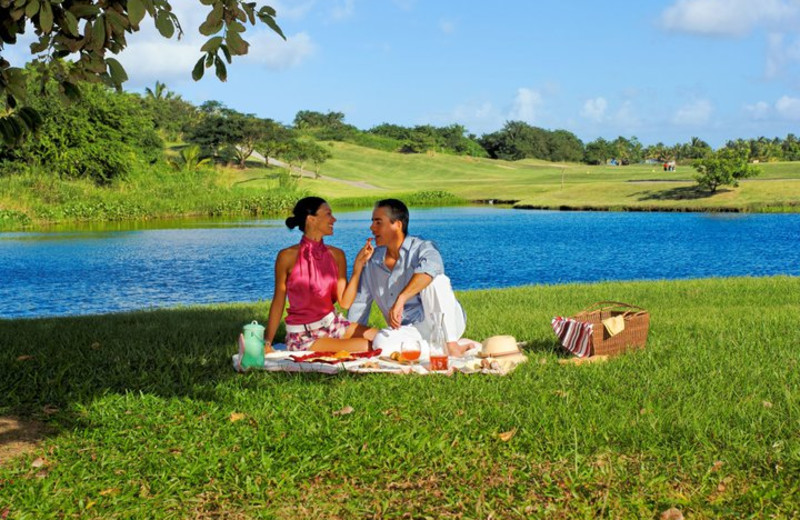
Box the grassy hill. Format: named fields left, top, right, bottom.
left=3, top=142, right=800, bottom=230
left=234, top=141, right=800, bottom=212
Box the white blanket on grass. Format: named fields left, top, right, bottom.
left=232, top=339, right=526, bottom=376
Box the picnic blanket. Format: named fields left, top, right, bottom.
left=231, top=339, right=526, bottom=375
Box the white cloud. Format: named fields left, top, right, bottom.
left=775, top=95, right=800, bottom=119
left=242, top=31, right=315, bottom=68
left=330, top=0, right=356, bottom=21
left=439, top=19, right=456, bottom=35
left=119, top=29, right=313, bottom=87
left=580, top=97, right=608, bottom=122
left=672, top=99, right=713, bottom=125
left=429, top=101, right=505, bottom=135
left=660, top=0, right=798, bottom=37
left=612, top=100, right=641, bottom=129
left=745, top=101, right=771, bottom=119
left=508, top=88, right=543, bottom=122
left=270, top=0, right=316, bottom=21
left=766, top=32, right=800, bottom=79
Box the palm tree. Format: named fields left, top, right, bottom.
left=168, top=145, right=211, bottom=172
left=145, top=81, right=174, bottom=101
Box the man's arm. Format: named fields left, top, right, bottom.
left=388, top=272, right=432, bottom=329
left=388, top=239, right=446, bottom=328
left=347, top=269, right=374, bottom=326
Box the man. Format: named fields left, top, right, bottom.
left=348, top=199, right=467, bottom=355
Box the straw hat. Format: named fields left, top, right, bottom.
left=478, top=335, right=528, bottom=364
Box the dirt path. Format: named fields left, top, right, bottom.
left=248, top=151, right=380, bottom=190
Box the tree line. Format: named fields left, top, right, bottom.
left=0, top=71, right=785, bottom=192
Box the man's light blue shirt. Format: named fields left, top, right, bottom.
left=347, top=235, right=444, bottom=326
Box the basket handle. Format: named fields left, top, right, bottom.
left=577, top=301, right=648, bottom=316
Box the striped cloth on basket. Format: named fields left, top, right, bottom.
left=551, top=317, right=593, bottom=358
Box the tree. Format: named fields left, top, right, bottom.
left=610, top=136, right=642, bottom=165
left=306, top=141, right=333, bottom=176
left=168, top=144, right=210, bottom=172
left=140, top=81, right=197, bottom=141
left=0, top=1, right=285, bottom=142
left=255, top=121, right=293, bottom=166
left=184, top=103, right=242, bottom=162
left=479, top=121, right=545, bottom=161
left=547, top=130, right=584, bottom=162
left=583, top=137, right=611, bottom=165
left=145, top=81, right=173, bottom=101
left=685, top=136, right=712, bottom=159
left=1, top=69, right=162, bottom=183
left=693, top=148, right=761, bottom=193
left=230, top=113, right=276, bottom=168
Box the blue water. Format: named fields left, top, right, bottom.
left=2, top=207, right=799, bottom=318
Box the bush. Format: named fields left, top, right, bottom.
left=1, top=67, right=163, bottom=184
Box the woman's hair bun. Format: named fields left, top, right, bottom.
left=285, top=216, right=298, bottom=229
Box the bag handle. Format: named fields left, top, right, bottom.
left=576, top=301, right=647, bottom=317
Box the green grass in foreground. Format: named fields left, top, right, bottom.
left=1, top=277, right=799, bottom=518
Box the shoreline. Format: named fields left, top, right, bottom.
left=3, top=199, right=800, bottom=233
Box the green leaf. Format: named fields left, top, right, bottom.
left=17, top=106, right=42, bottom=131
left=155, top=11, right=174, bottom=38
left=226, top=30, right=247, bottom=55
left=207, top=3, right=223, bottom=24
left=92, top=15, right=106, bottom=47
left=227, top=21, right=245, bottom=33
left=63, top=11, right=79, bottom=36
left=198, top=18, right=223, bottom=35
left=214, top=55, right=226, bottom=82
left=258, top=10, right=285, bottom=40
left=219, top=43, right=231, bottom=63
left=106, top=57, right=128, bottom=87
left=191, top=56, right=205, bottom=81
left=39, top=0, right=53, bottom=33
left=60, top=80, right=81, bottom=100
left=68, top=4, right=100, bottom=18
left=127, top=0, right=146, bottom=26
left=243, top=2, right=256, bottom=25
left=0, top=118, right=16, bottom=145
left=29, top=35, right=49, bottom=54
left=25, top=0, right=39, bottom=18
left=200, top=35, right=223, bottom=53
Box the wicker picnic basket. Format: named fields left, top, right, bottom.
left=572, top=301, right=650, bottom=356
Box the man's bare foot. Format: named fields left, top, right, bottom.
left=447, top=341, right=469, bottom=357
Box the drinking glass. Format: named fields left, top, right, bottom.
left=400, top=340, right=421, bottom=364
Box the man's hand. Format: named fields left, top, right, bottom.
left=354, top=238, right=374, bottom=269
left=389, top=296, right=407, bottom=329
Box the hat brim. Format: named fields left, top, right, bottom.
left=479, top=351, right=528, bottom=364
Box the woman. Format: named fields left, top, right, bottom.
left=265, top=197, right=376, bottom=352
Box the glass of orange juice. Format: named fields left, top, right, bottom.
left=400, top=340, right=421, bottom=364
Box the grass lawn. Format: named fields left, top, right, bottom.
left=1, top=276, right=799, bottom=518
left=234, top=142, right=800, bottom=212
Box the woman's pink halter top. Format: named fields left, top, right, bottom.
left=285, top=236, right=339, bottom=325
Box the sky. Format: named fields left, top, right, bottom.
left=11, top=0, right=800, bottom=147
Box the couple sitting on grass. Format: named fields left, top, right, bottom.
left=264, top=196, right=469, bottom=357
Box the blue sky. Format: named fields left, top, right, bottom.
left=14, top=0, right=800, bottom=147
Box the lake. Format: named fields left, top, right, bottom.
left=2, top=207, right=799, bottom=319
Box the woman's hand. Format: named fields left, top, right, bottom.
left=354, top=238, right=374, bottom=269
